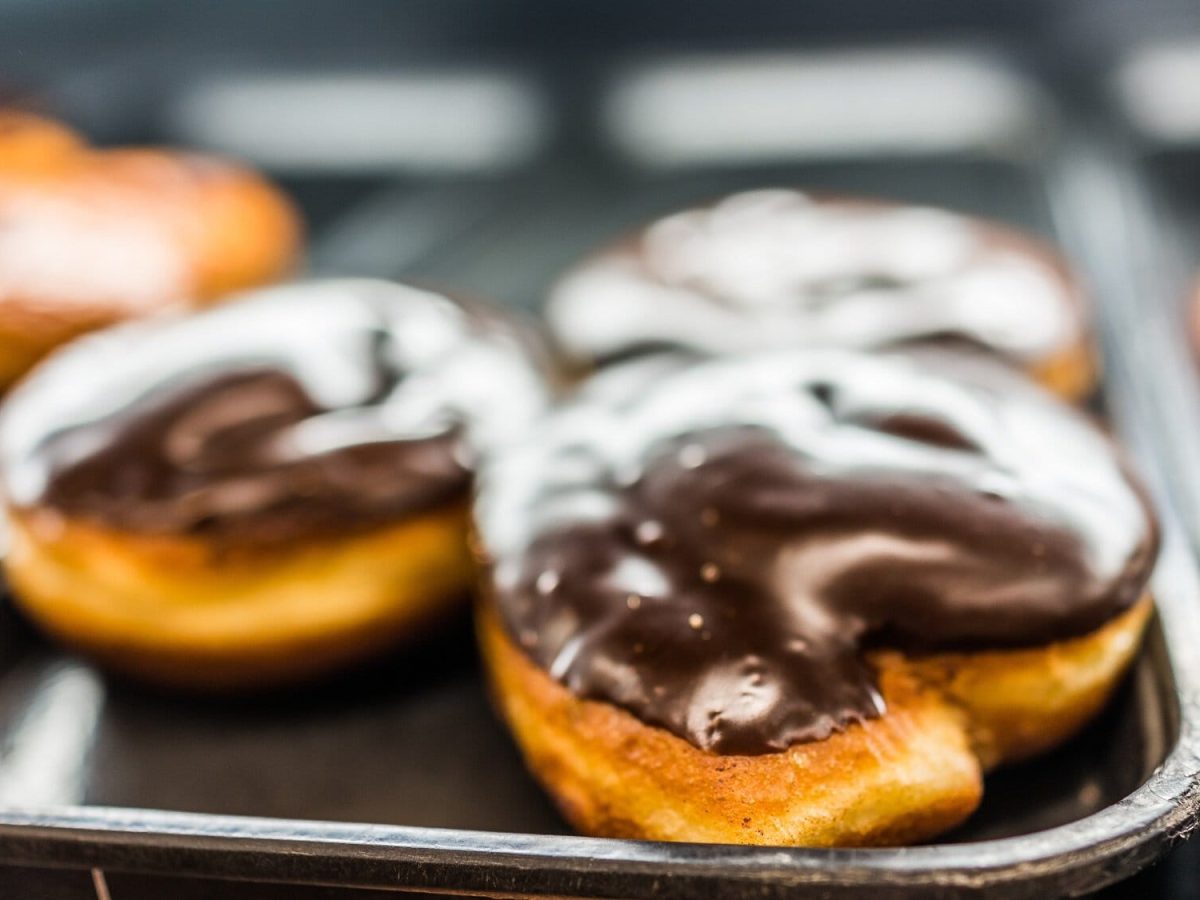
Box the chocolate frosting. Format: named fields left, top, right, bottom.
left=547, top=189, right=1086, bottom=366
left=477, top=349, right=1158, bottom=755
left=0, top=279, right=551, bottom=542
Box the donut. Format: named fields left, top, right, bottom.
left=546, top=189, right=1095, bottom=400
left=0, top=110, right=302, bottom=389
left=474, top=349, right=1158, bottom=846
left=0, top=279, right=551, bottom=688
left=0, top=110, right=85, bottom=171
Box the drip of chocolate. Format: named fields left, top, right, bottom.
left=547, top=189, right=1086, bottom=366
left=0, top=279, right=551, bottom=542
left=477, top=349, right=1158, bottom=755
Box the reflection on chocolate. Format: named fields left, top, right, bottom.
left=477, top=349, right=1158, bottom=755
left=547, top=189, right=1086, bottom=366
left=0, top=279, right=551, bottom=542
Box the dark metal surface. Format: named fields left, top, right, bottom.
left=0, top=44, right=1196, bottom=898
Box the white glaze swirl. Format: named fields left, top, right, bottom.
left=477, top=348, right=1156, bottom=752
left=0, top=279, right=551, bottom=537
left=547, top=190, right=1083, bottom=365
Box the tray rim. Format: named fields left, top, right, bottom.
left=0, top=639, right=1194, bottom=900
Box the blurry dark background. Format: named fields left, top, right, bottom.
left=0, top=0, right=1195, bottom=141
left=1, top=1, right=1200, bottom=898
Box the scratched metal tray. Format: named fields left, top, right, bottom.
left=1109, top=36, right=1200, bottom=554
left=0, top=46, right=1198, bottom=898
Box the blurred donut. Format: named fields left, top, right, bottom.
left=547, top=189, right=1094, bottom=399
left=0, top=110, right=302, bottom=388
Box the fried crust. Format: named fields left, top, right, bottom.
left=1027, top=333, right=1097, bottom=404
left=5, top=504, right=472, bottom=688
left=478, top=595, right=1151, bottom=847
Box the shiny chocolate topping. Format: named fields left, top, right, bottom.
left=547, top=189, right=1086, bottom=366
left=477, top=349, right=1157, bottom=754
left=0, top=279, right=551, bottom=542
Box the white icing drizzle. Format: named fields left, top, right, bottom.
left=0, top=188, right=192, bottom=312
left=476, top=348, right=1144, bottom=593
left=0, top=279, right=551, bottom=507
left=547, top=189, right=1083, bottom=364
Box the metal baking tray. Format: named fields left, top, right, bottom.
left=1109, top=38, right=1200, bottom=550
left=0, top=46, right=1198, bottom=898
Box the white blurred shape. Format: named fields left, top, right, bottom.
left=1116, top=39, right=1200, bottom=143
left=605, top=47, right=1045, bottom=167
left=169, top=71, right=548, bottom=173
left=0, top=662, right=104, bottom=807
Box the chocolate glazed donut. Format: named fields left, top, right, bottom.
left=546, top=190, right=1095, bottom=400
left=0, top=279, right=551, bottom=687
left=475, top=349, right=1157, bottom=846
